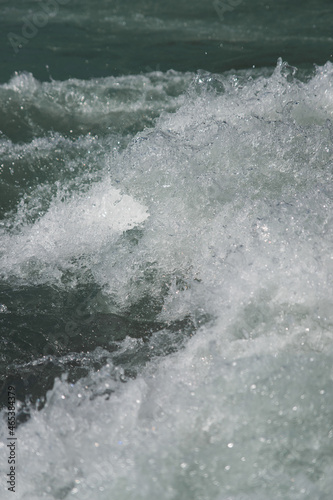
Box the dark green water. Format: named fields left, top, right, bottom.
left=0, top=1, right=333, bottom=499
left=1, top=0, right=333, bottom=83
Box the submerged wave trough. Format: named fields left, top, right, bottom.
left=0, top=60, right=333, bottom=499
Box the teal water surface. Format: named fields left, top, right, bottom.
left=1, top=0, right=333, bottom=82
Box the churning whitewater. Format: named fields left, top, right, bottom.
left=0, top=60, right=333, bottom=499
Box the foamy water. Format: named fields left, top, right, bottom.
left=0, top=60, right=332, bottom=499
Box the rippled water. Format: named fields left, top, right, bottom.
left=1, top=0, right=332, bottom=81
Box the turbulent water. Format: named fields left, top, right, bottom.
left=1, top=1, right=333, bottom=499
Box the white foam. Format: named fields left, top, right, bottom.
left=1, top=319, right=332, bottom=499
left=0, top=70, right=193, bottom=138
left=0, top=181, right=148, bottom=278
left=1, top=61, right=333, bottom=499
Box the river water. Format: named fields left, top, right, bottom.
left=0, top=1, right=333, bottom=499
